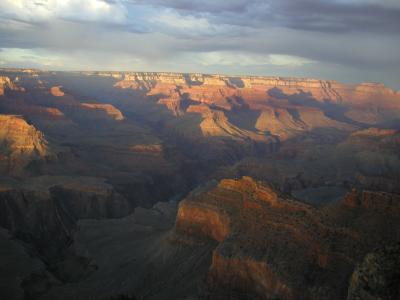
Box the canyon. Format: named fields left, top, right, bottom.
left=0, top=69, right=399, bottom=300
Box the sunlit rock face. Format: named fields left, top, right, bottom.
left=50, top=86, right=65, bottom=97
left=114, top=72, right=400, bottom=133
left=255, top=106, right=353, bottom=140
left=0, top=76, right=20, bottom=95
left=115, top=72, right=398, bottom=105
left=49, top=85, right=125, bottom=121
left=81, top=103, right=124, bottom=121
left=0, top=115, right=49, bottom=175
left=175, top=176, right=400, bottom=300
left=187, top=105, right=275, bottom=142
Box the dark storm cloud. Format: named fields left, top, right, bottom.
left=131, top=0, right=400, bottom=34
left=270, top=1, right=400, bottom=33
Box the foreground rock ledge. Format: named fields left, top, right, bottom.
left=175, top=176, right=400, bottom=300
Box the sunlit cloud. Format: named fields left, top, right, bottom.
left=0, top=0, right=128, bottom=24
left=193, top=52, right=315, bottom=67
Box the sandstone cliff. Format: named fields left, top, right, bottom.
left=50, top=86, right=65, bottom=97
left=114, top=72, right=398, bottom=105
left=187, top=105, right=274, bottom=142
left=0, top=76, right=18, bottom=96
left=0, top=115, right=49, bottom=175
left=81, top=103, right=125, bottom=121
left=175, top=177, right=400, bottom=300
left=114, top=72, right=400, bottom=138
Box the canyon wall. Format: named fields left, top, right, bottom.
left=0, top=115, right=50, bottom=175
left=0, top=176, right=130, bottom=259
left=175, top=177, right=400, bottom=300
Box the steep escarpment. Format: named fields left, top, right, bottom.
left=255, top=106, right=353, bottom=139
left=51, top=96, right=125, bottom=123
left=0, top=176, right=130, bottom=259
left=187, top=105, right=274, bottom=143
left=175, top=177, right=400, bottom=300
left=338, top=128, right=400, bottom=192
left=0, top=115, right=49, bottom=175
left=115, top=72, right=398, bottom=105
left=114, top=72, right=400, bottom=129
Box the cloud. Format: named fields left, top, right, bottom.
left=0, top=0, right=128, bottom=24
left=0, top=0, right=398, bottom=89
left=151, top=9, right=210, bottom=30
left=192, top=51, right=315, bottom=67
left=131, top=0, right=400, bottom=34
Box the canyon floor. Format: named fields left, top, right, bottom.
left=0, top=69, right=399, bottom=300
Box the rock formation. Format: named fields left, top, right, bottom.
left=0, top=115, right=49, bottom=175
left=175, top=177, right=400, bottom=300
left=0, top=176, right=130, bottom=259
left=0, top=76, right=19, bottom=95
left=347, top=244, right=400, bottom=300
left=0, top=69, right=399, bottom=300
left=81, top=103, right=124, bottom=121
left=50, top=86, right=65, bottom=97
left=114, top=72, right=400, bottom=137
left=254, top=106, right=352, bottom=139
left=187, top=105, right=274, bottom=142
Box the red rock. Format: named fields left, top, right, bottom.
left=50, top=86, right=65, bottom=97
left=175, top=176, right=400, bottom=300
left=81, top=103, right=124, bottom=121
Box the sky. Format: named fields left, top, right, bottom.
left=0, top=0, right=399, bottom=89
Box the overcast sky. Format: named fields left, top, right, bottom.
left=0, top=0, right=399, bottom=89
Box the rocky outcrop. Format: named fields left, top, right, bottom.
left=347, top=244, right=400, bottom=300
left=175, top=177, right=400, bottom=300
left=50, top=86, right=65, bottom=97
left=0, top=76, right=19, bottom=95
left=0, top=115, right=49, bottom=175
left=188, top=105, right=275, bottom=143
left=0, top=176, right=130, bottom=259
left=176, top=199, right=230, bottom=242
left=50, top=86, right=124, bottom=121
left=157, top=92, right=184, bottom=116
left=255, top=107, right=307, bottom=139
left=81, top=103, right=124, bottom=121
